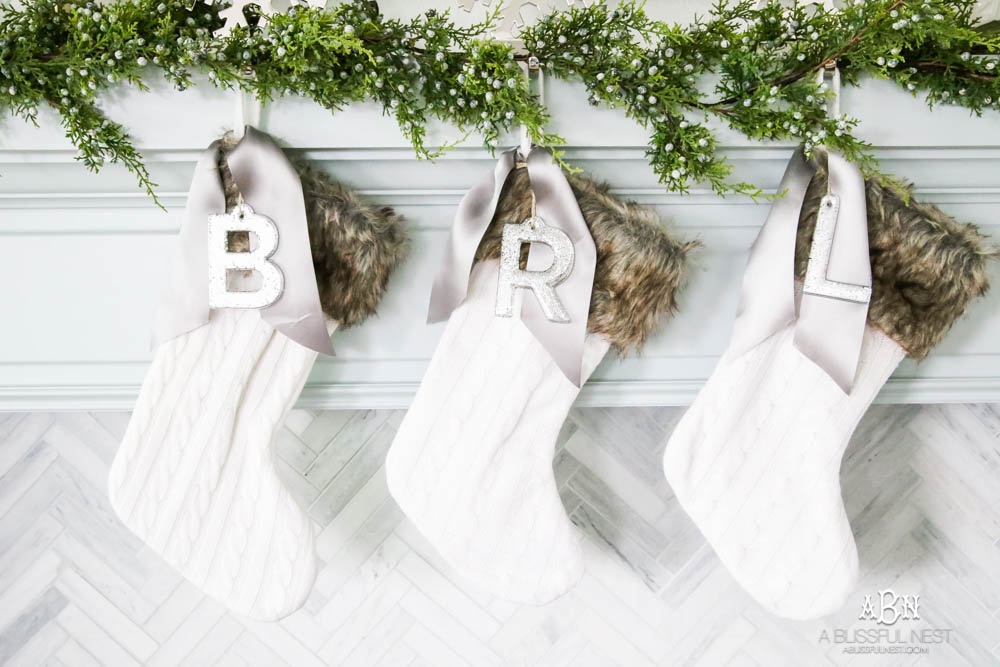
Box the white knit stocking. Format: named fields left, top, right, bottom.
left=663, top=318, right=904, bottom=619
left=387, top=260, right=609, bottom=604
left=109, top=309, right=320, bottom=620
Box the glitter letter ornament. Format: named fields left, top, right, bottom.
left=495, top=215, right=574, bottom=322
left=802, top=194, right=872, bottom=304
left=207, top=203, right=285, bottom=309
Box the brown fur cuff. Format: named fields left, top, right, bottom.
left=798, top=164, right=996, bottom=359
left=474, top=167, right=698, bottom=355
left=218, top=138, right=409, bottom=328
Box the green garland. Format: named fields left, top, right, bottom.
left=1, top=0, right=998, bottom=204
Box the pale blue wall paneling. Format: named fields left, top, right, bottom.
left=1, top=78, right=998, bottom=409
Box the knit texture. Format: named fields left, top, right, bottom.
left=664, top=321, right=903, bottom=619
left=109, top=310, right=320, bottom=620
left=388, top=164, right=693, bottom=603
left=386, top=261, right=610, bottom=603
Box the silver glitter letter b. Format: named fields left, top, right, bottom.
left=207, top=204, right=284, bottom=309
left=495, top=216, right=575, bottom=322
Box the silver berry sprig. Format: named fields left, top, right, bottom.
left=1, top=0, right=999, bottom=203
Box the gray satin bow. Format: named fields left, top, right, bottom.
left=427, top=148, right=597, bottom=386
left=731, top=148, right=872, bottom=393
left=152, top=126, right=334, bottom=355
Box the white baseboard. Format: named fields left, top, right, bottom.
left=3, top=376, right=997, bottom=412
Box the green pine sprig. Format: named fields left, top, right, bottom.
left=1, top=0, right=999, bottom=204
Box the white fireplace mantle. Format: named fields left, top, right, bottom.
left=1, top=73, right=998, bottom=410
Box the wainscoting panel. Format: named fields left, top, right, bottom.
left=1, top=77, right=999, bottom=409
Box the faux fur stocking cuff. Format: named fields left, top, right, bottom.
left=474, top=166, right=698, bottom=355
left=798, top=164, right=996, bottom=359
left=218, top=137, right=409, bottom=328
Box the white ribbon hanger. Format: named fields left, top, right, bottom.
left=817, top=61, right=841, bottom=121
left=233, top=87, right=262, bottom=139
left=518, top=58, right=544, bottom=159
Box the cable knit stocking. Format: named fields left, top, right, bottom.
left=108, top=131, right=408, bottom=619
left=109, top=310, right=321, bottom=620
left=387, top=261, right=609, bottom=604
left=662, top=152, right=993, bottom=620
left=387, top=163, right=694, bottom=603
left=664, top=321, right=903, bottom=619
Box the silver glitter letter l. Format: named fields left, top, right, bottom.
left=803, top=194, right=872, bottom=304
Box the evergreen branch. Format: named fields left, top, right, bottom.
left=0, top=0, right=997, bottom=203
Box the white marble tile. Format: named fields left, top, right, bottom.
left=313, top=464, right=390, bottom=562
left=340, top=604, right=414, bottom=667
left=5, top=617, right=67, bottom=667
left=226, top=631, right=291, bottom=667
left=401, top=620, right=470, bottom=667
left=2, top=405, right=999, bottom=666
left=395, top=550, right=501, bottom=640
left=146, top=597, right=225, bottom=667
left=237, top=615, right=327, bottom=667
left=397, top=587, right=503, bottom=666
left=0, top=512, right=62, bottom=596
left=181, top=615, right=243, bottom=667
left=373, top=640, right=417, bottom=667
left=55, top=637, right=103, bottom=667
left=567, top=464, right=671, bottom=557
left=54, top=566, right=158, bottom=661
left=0, top=588, right=68, bottom=665
left=50, top=532, right=156, bottom=621
left=0, top=413, right=54, bottom=477
left=278, top=607, right=331, bottom=654
left=314, top=533, right=410, bottom=631
left=572, top=574, right=666, bottom=659
left=0, top=550, right=61, bottom=630
left=564, top=429, right=669, bottom=526
left=571, top=503, right=671, bottom=592
left=317, top=569, right=412, bottom=664
left=307, top=420, right=397, bottom=525
left=573, top=607, right=656, bottom=667
left=43, top=424, right=110, bottom=493
left=302, top=411, right=393, bottom=490
left=0, top=441, right=58, bottom=520
left=56, top=603, right=141, bottom=667
left=143, top=581, right=206, bottom=643
left=312, top=498, right=404, bottom=603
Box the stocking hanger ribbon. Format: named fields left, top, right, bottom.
left=427, top=147, right=597, bottom=386
left=152, top=125, right=333, bottom=355
left=233, top=86, right=262, bottom=140
left=518, top=59, right=543, bottom=158
left=730, top=147, right=872, bottom=393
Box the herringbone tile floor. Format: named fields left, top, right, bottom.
left=1, top=405, right=999, bottom=666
